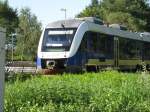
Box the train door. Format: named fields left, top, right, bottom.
left=114, top=37, right=119, bottom=68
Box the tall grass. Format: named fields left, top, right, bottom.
left=5, top=71, right=150, bottom=112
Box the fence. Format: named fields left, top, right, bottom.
left=0, top=27, right=6, bottom=112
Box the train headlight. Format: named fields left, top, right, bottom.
left=46, top=60, right=55, bottom=68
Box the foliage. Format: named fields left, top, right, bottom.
left=0, top=0, right=18, bottom=35
left=5, top=71, right=150, bottom=112
left=77, top=0, right=150, bottom=31
left=1, top=2, right=41, bottom=61
left=15, top=7, right=42, bottom=61
left=0, top=0, right=18, bottom=61
left=78, top=0, right=101, bottom=19
left=5, top=72, right=35, bottom=83
left=0, top=1, right=41, bottom=61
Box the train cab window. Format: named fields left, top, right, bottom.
left=42, top=28, right=76, bottom=52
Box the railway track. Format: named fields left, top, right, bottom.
left=5, top=66, right=37, bottom=73
left=5, top=61, right=37, bottom=73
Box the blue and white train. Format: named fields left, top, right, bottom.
left=37, top=17, right=150, bottom=73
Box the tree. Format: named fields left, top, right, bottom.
left=0, top=0, right=18, bottom=36
left=91, top=0, right=99, bottom=6
left=101, top=0, right=150, bottom=31
left=16, top=8, right=42, bottom=61
left=0, top=0, right=18, bottom=60
left=77, top=0, right=101, bottom=18
left=78, top=0, right=150, bottom=31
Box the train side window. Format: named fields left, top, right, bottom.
left=143, top=42, right=150, bottom=60
left=87, top=32, right=114, bottom=59
left=119, top=38, right=141, bottom=59
left=87, top=32, right=96, bottom=52
left=97, top=33, right=114, bottom=59
left=79, top=31, right=114, bottom=59
left=136, top=41, right=142, bottom=59
left=79, top=32, right=88, bottom=52
left=79, top=31, right=97, bottom=52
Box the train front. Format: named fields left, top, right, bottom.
left=37, top=19, right=82, bottom=73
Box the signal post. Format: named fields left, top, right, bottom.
left=0, top=27, right=5, bottom=112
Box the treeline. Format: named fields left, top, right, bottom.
left=78, top=0, right=150, bottom=32
left=0, top=1, right=41, bottom=61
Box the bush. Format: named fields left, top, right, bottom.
left=5, top=72, right=37, bottom=83
left=5, top=71, right=150, bottom=112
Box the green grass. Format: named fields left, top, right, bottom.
left=5, top=71, right=150, bottom=112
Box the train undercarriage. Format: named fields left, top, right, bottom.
left=38, top=58, right=150, bottom=74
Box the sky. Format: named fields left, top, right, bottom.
left=8, top=0, right=91, bottom=27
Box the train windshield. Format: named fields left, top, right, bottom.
left=42, top=28, right=76, bottom=52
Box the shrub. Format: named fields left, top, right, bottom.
left=5, top=71, right=150, bottom=112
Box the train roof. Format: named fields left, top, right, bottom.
left=46, top=17, right=103, bottom=29
left=45, top=17, right=150, bottom=42
left=46, top=19, right=83, bottom=29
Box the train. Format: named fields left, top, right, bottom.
left=37, top=17, right=150, bottom=73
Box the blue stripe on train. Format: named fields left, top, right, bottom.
left=67, top=52, right=87, bottom=66
left=36, top=57, right=41, bottom=68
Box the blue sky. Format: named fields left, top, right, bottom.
left=8, top=0, right=91, bottom=27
